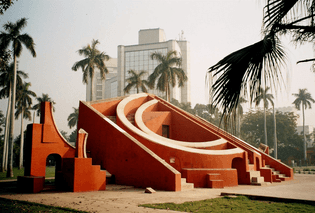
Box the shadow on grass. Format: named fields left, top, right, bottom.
left=0, top=197, right=88, bottom=213
left=140, top=196, right=315, bottom=213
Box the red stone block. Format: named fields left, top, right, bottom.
left=17, top=176, right=45, bottom=193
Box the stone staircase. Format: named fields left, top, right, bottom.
left=181, top=178, right=194, bottom=191
left=207, top=173, right=224, bottom=188
left=248, top=164, right=267, bottom=186
left=265, top=165, right=290, bottom=182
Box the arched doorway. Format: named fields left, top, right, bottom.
left=46, top=154, right=62, bottom=188
left=232, top=157, right=247, bottom=184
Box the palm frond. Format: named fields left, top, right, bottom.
left=124, top=69, right=148, bottom=94
left=67, top=107, right=78, bottom=129
left=264, top=0, right=299, bottom=32
left=19, top=33, right=36, bottom=57
left=208, top=34, right=286, bottom=117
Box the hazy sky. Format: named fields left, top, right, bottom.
left=0, top=0, right=314, bottom=137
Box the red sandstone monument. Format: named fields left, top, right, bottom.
left=18, top=93, right=293, bottom=193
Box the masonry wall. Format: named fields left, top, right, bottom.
left=24, top=102, right=76, bottom=177
left=116, top=96, right=245, bottom=173
left=78, top=101, right=181, bottom=191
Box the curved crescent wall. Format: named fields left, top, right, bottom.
left=77, top=93, right=293, bottom=191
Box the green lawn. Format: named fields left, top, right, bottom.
left=140, top=196, right=315, bottom=213
left=0, top=197, right=87, bottom=213
left=0, top=167, right=55, bottom=180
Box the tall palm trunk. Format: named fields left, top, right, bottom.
left=263, top=105, right=267, bottom=145
left=4, top=127, right=9, bottom=171
left=238, top=111, right=241, bottom=138
left=7, top=54, right=17, bottom=177
left=166, top=83, right=170, bottom=102
left=90, top=72, right=94, bottom=101
left=19, top=108, right=24, bottom=170
left=302, top=104, right=306, bottom=162
left=2, top=95, right=11, bottom=172
left=273, top=106, right=277, bottom=159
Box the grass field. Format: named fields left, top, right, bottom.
left=0, top=197, right=88, bottom=213
left=140, top=196, right=315, bottom=213
left=0, top=167, right=55, bottom=180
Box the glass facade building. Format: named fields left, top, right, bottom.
left=86, top=28, right=190, bottom=103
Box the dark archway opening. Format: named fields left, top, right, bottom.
left=256, top=157, right=260, bottom=171
left=232, top=157, right=247, bottom=185
left=45, top=154, right=62, bottom=189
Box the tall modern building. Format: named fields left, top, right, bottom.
left=86, top=58, right=117, bottom=101
left=86, top=28, right=191, bottom=103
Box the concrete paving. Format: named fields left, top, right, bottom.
left=0, top=174, right=314, bottom=212
left=221, top=174, right=315, bottom=203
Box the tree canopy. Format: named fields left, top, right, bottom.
left=72, top=39, right=109, bottom=101
left=124, top=70, right=149, bottom=94
left=148, top=50, right=187, bottom=102
left=32, top=93, right=56, bottom=117
left=241, top=109, right=303, bottom=162
left=67, top=107, right=78, bottom=129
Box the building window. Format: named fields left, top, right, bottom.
left=111, top=81, right=117, bottom=98
left=95, top=72, right=103, bottom=100
left=124, top=48, right=167, bottom=96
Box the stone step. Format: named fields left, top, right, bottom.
left=248, top=164, right=255, bottom=171
left=279, top=176, right=291, bottom=181
left=272, top=175, right=282, bottom=182
left=265, top=164, right=290, bottom=182
left=207, top=173, right=221, bottom=180
left=248, top=170, right=261, bottom=179
left=251, top=182, right=271, bottom=186
left=252, top=176, right=264, bottom=183
left=181, top=178, right=194, bottom=191
left=208, top=180, right=224, bottom=188
left=272, top=171, right=280, bottom=175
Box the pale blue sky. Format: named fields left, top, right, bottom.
left=0, top=0, right=314, bottom=136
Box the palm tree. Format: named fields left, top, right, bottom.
left=67, top=107, right=78, bottom=129
left=208, top=1, right=314, bottom=119
left=148, top=50, right=187, bottom=102
left=254, top=87, right=274, bottom=146
left=236, top=97, right=247, bottom=138
left=0, top=18, right=36, bottom=177
left=15, top=82, right=36, bottom=169
left=0, top=49, right=10, bottom=69
left=72, top=39, right=109, bottom=101
left=292, top=88, right=315, bottom=161
left=0, top=0, right=15, bottom=15
left=272, top=101, right=278, bottom=159
left=32, top=93, right=56, bottom=118
left=124, top=70, right=149, bottom=94
left=0, top=110, right=4, bottom=134
left=0, top=62, right=28, bottom=172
